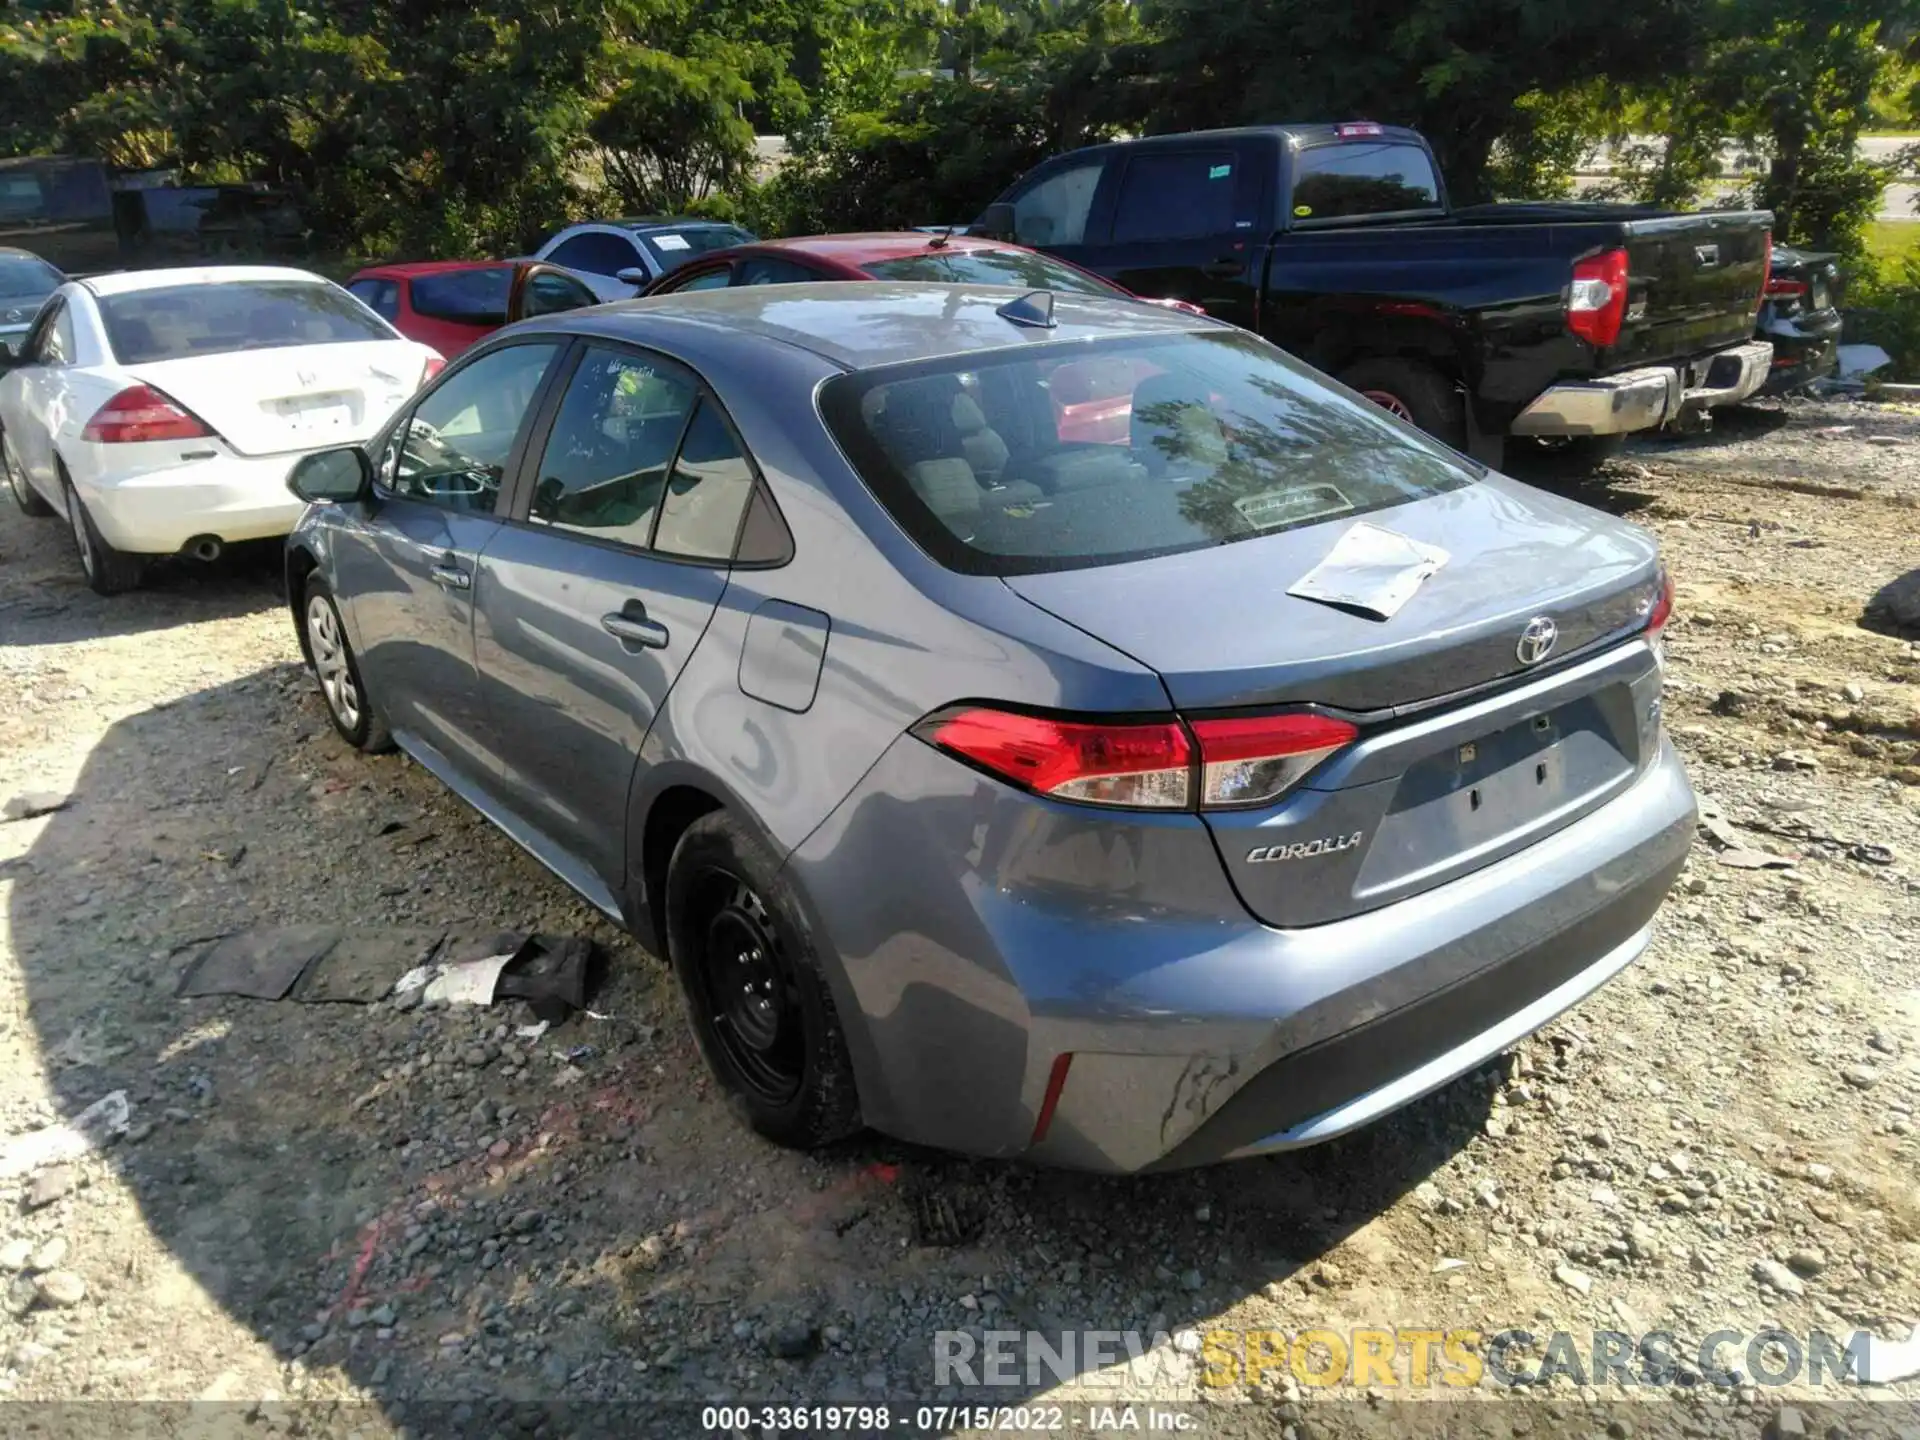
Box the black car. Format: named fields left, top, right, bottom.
left=1757, top=243, right=1842, bottom=395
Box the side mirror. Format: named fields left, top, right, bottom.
left=287, top=447, right=371, bottom=504
left=614, top=267, right=649, bottom=287
left=972, top=203, right=1016, bottom=242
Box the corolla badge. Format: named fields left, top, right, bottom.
left=1516, top=615, right=1559, bottom=666
left=1247, top=833, right=1363, bottom=864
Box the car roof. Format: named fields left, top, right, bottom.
left=608, top=217, right=744, bottom=234
left=352, top=260, right=513, bottom=280
left=558, top=281, right=1217, bottom=371
left=742, top=232, right=1026, bottom=266
left=80, top=265, right=334, bottom=297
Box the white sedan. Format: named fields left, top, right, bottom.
left=0, top=265, right=441, bottom=594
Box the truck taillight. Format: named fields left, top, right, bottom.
left=81, top=385, right=214, bottom=444
left=913, top=706, right=1358, bottom=811
left=1567, top=248, right=1629, bottom=348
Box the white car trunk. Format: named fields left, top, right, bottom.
left=125, top=341, right=428, bottom=457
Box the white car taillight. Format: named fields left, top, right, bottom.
left=1188, top=713, right=1360, bottom=808
left=81, top=385, right=215, bottom=444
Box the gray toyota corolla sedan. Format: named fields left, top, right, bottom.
left=281, top=282, right=1696, bottom=1172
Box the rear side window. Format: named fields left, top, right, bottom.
left=818, top=330, right=1475, bottom=576
left=734, top=257, right=817, bottom=286
left=409, top=268, right=513, bottom=324
left=862, top=248, right=1116, bottom=295
left=653, top=398, right=757, bottom=560
left=528, top=347, right=698, bottom=549
left=100, top=281, right=394, bottom=363
left=1111, top=152, right=1239, bottom=243
left=662, top=266, right=733, bottom=293
left=1291, top=142, right=1441, bottom=221
left=548, top=232, right=641, bottom=276
left=348, top=278, right=399, bottom=322
left=638, top=226, right=755, bottom=272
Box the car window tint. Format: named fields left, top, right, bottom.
left=521, top=270, right=596, bottom=317
left=0, top=254, right=60, bottom=301
left=1010, top=161, right=1103, bottom=247
left=548, top=232, right=640, bottom=276
left=528, top=346, right=698, bottom=548
left=734, top=257, right=817, bottom=287
left=383, top=342, right=558, bottom=514
left=1111, top=152, right=1238, bottom=243
left=653, top=397, right=756, bottom=560
left=33, top=299, right=75, bottom=364
left=1291, top=142, right=1441, bottom=220
left=409, top=267, right=512, bottom=324
left=662, top=266, right=732, bottom=293
left=819, top=329, right=1476, bottom=576
left=100, top=281, right=394, bottom=363
left=862, top=248, right=1115, bottom=295
left=349, top=278, right=399, bottom=322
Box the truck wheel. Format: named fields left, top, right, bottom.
left=1340, top=359, right=1467, bottom=450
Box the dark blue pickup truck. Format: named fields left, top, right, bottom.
left=975, top=122, right=1776, bottom=463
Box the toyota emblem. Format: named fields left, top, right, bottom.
left=1516, top=616, right=1558, bottom=666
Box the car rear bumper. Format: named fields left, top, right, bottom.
left=72, top=449, right=312, bottom=554
left=789, top=728, right=1696, bottom=1173
left=1509, top=340, right=1774, bottom=437
left=1758, top=310, right=1843, bottom=395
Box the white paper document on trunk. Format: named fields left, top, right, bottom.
left=1286, top=521, right=1450, bottom=621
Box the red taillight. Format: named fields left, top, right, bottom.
left=1647, top=567, right=1674, bottom=638
left=915, top=705, right=1359, bottom=810
left=422, top=355, right=446, bottom=385
left=920, top=707, right=1194, bottom=809
left=1764, top=277, right=1806, bottom=297
left=81, top=384, right=214, bottom=444
left=1188, top=713, right=1360, bottom=808
left=1567, top=248, right=1629, bottom=348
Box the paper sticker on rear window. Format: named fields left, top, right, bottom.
left=652, top=234, right=690, bottom=251
left=1233, top=484, right=1354, bottom=531
left=1208, top=164, right=1232, bottom=180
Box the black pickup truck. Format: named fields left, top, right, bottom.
left=974, top=123, right=1775, bottom=462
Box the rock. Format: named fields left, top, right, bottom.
left=1773, top=750, right=1819, bottom=772
left=1768, top=1406, right=1808, bottom=1440
left=1842, top=681, right=1866, bottom=704
left=0, top=1239, right=31, bottom=1271
left=1553, top=1264, right=1593, bottom=1296
left=369, top=1303, right=396, bottom=1327
left=2, top=791, right=70, bottom=822
left=25, top=1166, right=76, bottom=1210
left=1752, top=1258, right=1805, bottom=1296
left=770, top=1323, right=816, bottom=1360
left=1841, top=1065, right=1879, bottom=1090
left=861, top=1369, right=888, bottom=1391
left=1180, top=1268, right=1204, bottom=1291
left=1712, top=690, right=1753, bottom=717
left=29, top=1237, right=67, bottom=1272
left=34, top=1270, right=86, bottom=1307
left=1805, top=1163, right=1834, bottom=1187
left=11, top=1340, right=53, bottom=1372
left=1785, top=1248, right=1826, bottom=1278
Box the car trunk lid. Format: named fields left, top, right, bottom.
left=1606, top=211, right=1772, bottom=367
left=1004, top=478, right=1667, bottom=927
left=124, top=341, right=425, bottom=457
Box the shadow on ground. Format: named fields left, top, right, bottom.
left=6, top=654, right=1495, bottom=1433
left=0, top=535, right=284, bottom=646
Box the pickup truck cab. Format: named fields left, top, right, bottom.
left=977, top=123, right=1775, bottom=459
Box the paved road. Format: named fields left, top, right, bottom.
left=1576, top=134, right=1917, bottom=221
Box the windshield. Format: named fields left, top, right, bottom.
left=0, top=255, right=60, bottom=300
left=860, top=248, right=1117, bottom=296
left=820, top=330, right=1475, bottom=576
left=100, top=281, right=396, bottom=363
left=1291, top=142, right=1442, bottom=221
left=637, top=225, right=756, bottom=272
left=409, top=267, right=514, bottom=325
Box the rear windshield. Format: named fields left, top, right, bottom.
left=100, top=281, right=395, bottom=364
left=409, top=267, right=513, bottom=325
left=819, top=329, right=1475, bottom=576
left=0, top=255, right=60, bottom=300
left=861, top=248, right=1117, bottom=296
left=637, top=225, right=756, bottom=272
left=1291, top=142, right=1441, bottom=222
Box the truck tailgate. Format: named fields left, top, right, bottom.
left=1609, top=211, right=1770, bottom=368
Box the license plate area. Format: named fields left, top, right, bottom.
left=273, top=391, right=355, bottom=432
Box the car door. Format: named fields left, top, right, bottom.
left=505, top=263, right=599, bottom=322
left=330, top=340, right=565, bottom=791
left=9, top=296, right=76, bottom=492
left=543, top=232, right=651, bottom=298
left=1072, top=144, right=1269, bottom=328
left=473, top=342, right=757, bottom=898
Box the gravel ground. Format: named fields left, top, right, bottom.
left=0, top=395, right=1916, bottom=1439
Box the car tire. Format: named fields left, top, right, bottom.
left=301, top=575, right=393, bottom=753
left=664, top=810, right=862, bottom=1151
left=62, top=471, right=145, bottom=595
left=3, top=435, right=53, bottom=517
left=1340, top=358, right=1468, bottom=450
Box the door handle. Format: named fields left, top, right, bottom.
left=601, top=607, right=669, bottom=649
left=430, top=562, right=471, bottom=590
left=1201, top=259, right=1242, bottom=279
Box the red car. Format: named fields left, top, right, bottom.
left=642, top=231, right=1203, bottom=442
left=345, top=259, right=599, bottom=360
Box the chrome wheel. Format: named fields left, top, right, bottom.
left=66, top=486, right=94, bottom=579
left=306, top=593, right=361, bottom=731
left=1359, top=389, right=1416, bottom=422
